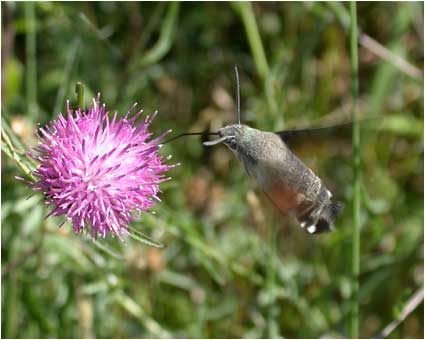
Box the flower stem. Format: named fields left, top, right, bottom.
left=75, top=82, right=84, bottom=110
left=349, top=1, right=360, bottom=339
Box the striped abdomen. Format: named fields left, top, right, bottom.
left=246, top=135, right=343, bottom=234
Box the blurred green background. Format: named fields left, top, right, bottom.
left=1, top=2, right=423, bottom=338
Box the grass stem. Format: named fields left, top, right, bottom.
left=349, top=1, right=360, bottom=338
left=233, top=3, right=279, bottom=120
left=54, top=38, right=80, bottom=114
left=139, top=2, right=180, bottom=67
left=234, top=2, right=270, bottom=80
left=25, top=2, right=37, bottom=119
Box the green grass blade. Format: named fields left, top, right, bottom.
left=115, top=292, right=171, bottom=338
left=349, top=2, right=360, bottom=338
left=25, top=1, right=38, bottom=120
left=139, top=2, right=180, bottom=67
left=1, top=116, right=37, bottom=179
left=53, top=38, right=81, bottom=114
left=233, top=2, right=269, bottom=79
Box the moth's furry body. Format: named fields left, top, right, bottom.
left=211, top=124, right=343, bottom=234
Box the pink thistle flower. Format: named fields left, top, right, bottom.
left=28, top=94, right=174, bottom=240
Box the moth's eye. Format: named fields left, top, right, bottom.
left=228, top=138, right=237, bottom=150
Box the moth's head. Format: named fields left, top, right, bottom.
left=204, top=124, right=257, bottom=153
left=217, top=124, right=245, bottom=151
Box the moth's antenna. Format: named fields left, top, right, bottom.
left=234, top=65, right=241, bottom=126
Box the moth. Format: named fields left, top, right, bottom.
left=166, top=67, right=344, bottom=234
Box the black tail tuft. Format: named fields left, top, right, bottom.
left=329, top=201, right=344, bottom=218
left=303, top=201, right=344, bottom=234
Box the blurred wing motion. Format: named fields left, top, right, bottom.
left=275, top=118, right=379, bottom=148
left=275, top=122, right=353, bottom=146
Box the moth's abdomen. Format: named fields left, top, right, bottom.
left=296, top=186, right=344, bottom=234
left=260, top=147, right=343, bottom=234
left=236, top=129, right=343, bottom=234
left=266, top=183, right=306, bottom=212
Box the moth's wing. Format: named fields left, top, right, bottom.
left=275, top=117, right=380, bottom=149
left=275, top=122, right=353, bottom=148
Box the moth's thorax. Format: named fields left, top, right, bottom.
left=218, top=124, right=290, bottom=178
left=218, top=124, right=285, bottom=157
left=219, top=125, right=284, bottom=170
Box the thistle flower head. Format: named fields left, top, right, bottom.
left=29, top=95, right=174, bottom=240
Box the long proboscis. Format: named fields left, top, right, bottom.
left=162, top=131, right=219, bottom=144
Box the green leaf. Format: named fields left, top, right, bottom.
left=4, top=58, right=23, bottom=105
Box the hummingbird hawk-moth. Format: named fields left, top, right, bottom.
left=166, top=67, right=344, bottom=234
left=203, top=123, right=344, bottom=234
